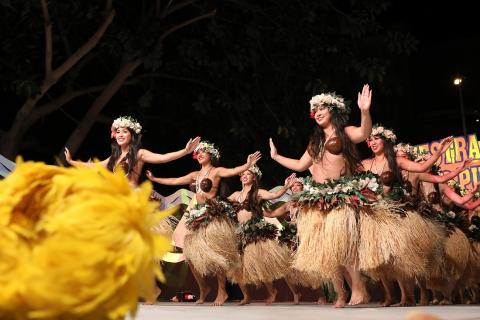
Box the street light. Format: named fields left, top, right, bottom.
left=453, top=77, right=467, bottom=136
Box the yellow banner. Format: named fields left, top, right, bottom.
left=414, top=133, right=480, bottom=189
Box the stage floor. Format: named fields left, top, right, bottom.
left=131, top=302, right=480, bottom=320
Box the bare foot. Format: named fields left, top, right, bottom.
left=317, top=297, right=327, bottom=305
left=212, top=292, right=228, bottom=306
left=439, top=299, right=452, bottom=305
left=144, top=286, right=161, bottom=305
left=348, top=292, right=370, bottom=306
left=239, top=297, right=251, bottom=306
left=293, top=292, right=301, bottom=305
left=431, top=299, right=439, bottom=305
left=381, top=298, right=394, bottom=307
left=265, top=288, right=277, bottom=305
left=334, top=298, right=346, bottom=308
left=195, top=286, right=211, bottom=304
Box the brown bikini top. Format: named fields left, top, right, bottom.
left=199, top=178, right=213, bottom=193
left=380, top=171, right=394, bottom=186
left=324, top=136, right=343, bottom=155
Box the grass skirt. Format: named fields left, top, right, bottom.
left=231, top=239, right=291, bottom=286
left=359, top=204, right=445, bottom=279
left=152, top=215, right=179, bottom=239
left=428, top=227, right=470, bottom=284
left=293, top=205, right=359, bottom=280
left=183, top=216, right=240, bottom=277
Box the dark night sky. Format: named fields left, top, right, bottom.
left=1, top=1, right=479, bottom=189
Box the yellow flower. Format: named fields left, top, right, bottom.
left=0, top=159, right=174, bottom=319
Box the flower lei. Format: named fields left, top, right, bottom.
left=248, top=165, right=262, bottom=180
left=237, top=215, right=278, bottom=250
left=309, top=92, right=350, bottom=117
left=370, top=124, right=397, bottom=143
left=111, top=116, right=142, bottom=138
left=293, top=172, right=381, bottom=210
left=278, top=223, right=297, bottom=250
left=193, top=141, right=221, bottom=161
left=447, top=180, right=469, bottom=196
left=185, top=198, right=238, bottom=231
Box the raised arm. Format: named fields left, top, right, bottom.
left=145, top=170, right=196, bottom=186
left=397, top=136, right=454, bottom=172
left=463, top=197, right=480, bottom=210
left=344, top=84, right=373, bottom=143
left=263, top=202, right=289, bottom=218
left=215, top=151, right=262, bottom=178
left=64, top=147, right=109, bottom=168
left=258, top=173, right=296, bottom=201
left=270, top=138, right=313, bottom=172
left=139, top=137, right=200, bottom=164
left=418, top=158, right=473, bottom=183
left=442, top=183, right=478, bottom=205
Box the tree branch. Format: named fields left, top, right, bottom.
left=40, top=0, right=53, bottom=75
left=161, top=0, right=199, bottom=18
left=160, top=9, right=216, bottom=42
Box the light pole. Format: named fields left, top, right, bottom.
left=453, top=77, right=467, bottom=136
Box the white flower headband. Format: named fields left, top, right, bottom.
left=111, top=116, right=142, bottom=138
left=248, top=165, right=262, bottom=180
left=412, top=150, right=432, bottom=163
left=394, top=143, right=414, bottom=155
left=293, top=177, right=305, bottom=185
left=193, top=141, right=221, bottom=161
left=370, top=124, right=397, bottom=143
left=309, top=92, right=349, bottom=116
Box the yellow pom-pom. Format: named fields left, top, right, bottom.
left=0, top=160, right=173, bottom=319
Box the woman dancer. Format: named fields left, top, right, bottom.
left=64, top=116, right=200, bottom=187
left=228, top=166, right=296, bottom=305
left=64, top=116, right=200, bottom=303
left=146, top=141, right=261, bottom=306
left=264, top=177, right=328, bottom=305
left=359, top=125, right=454, bottom=306
left=269, top=84, right=373, bottom=307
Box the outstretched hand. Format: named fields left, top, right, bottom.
left=145, top=170, right=155, bottom=181
left=185, top=136, right=201, bottom=153
left=357, top=84, right=372, bottom=112
left=462, top=158, right=474, bottom=169
left=439, top=136, right=454, bottom=153
left=269, top=138, right=278, bottom=160
left=247, top=151, right=262, bottom=166
left=284, top=173, right=297, bottom=188
left=64, top=147, right=72, bottom=164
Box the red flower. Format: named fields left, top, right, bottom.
left=192, top=152, right=198, bottom=159
left=310, top=111, right=315, bottom=119
left=110, top=127, right=116, bottom=139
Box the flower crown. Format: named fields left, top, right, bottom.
left=293, top=177, right=305, bottom=185
left=370, top=124, right=397, bottom=143
left=309, top=92, right=350, bottom=117
left=111, top=116, right=142, bottom=138
left=394, top=143, right=414, bottom=155
left=248, top=165, right=262, bottom=180
left=193, top=141, right=220, bottom=161
left=412, top=149, right=432, bottom=163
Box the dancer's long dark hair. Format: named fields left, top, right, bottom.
left=377, top=137, right=403, bottom=186
left=307, top=112, right=361, bottom=175
left=107, top=128, right=142, bottom=176
left=245, top=178, right=263, bottom=217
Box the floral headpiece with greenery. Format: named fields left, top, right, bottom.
left=309, top=92, right=350, bottom=117
left=248, top=165, right=262, bottom=180
left=370, top=124, right=397, bottom=143
left=394, top=143, right=415, bottom=156
left=111, top=116, right=142, bottom=138
left=193, top=141, right=220, bottom=161
left=293, top=177, right=305, bottom=185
